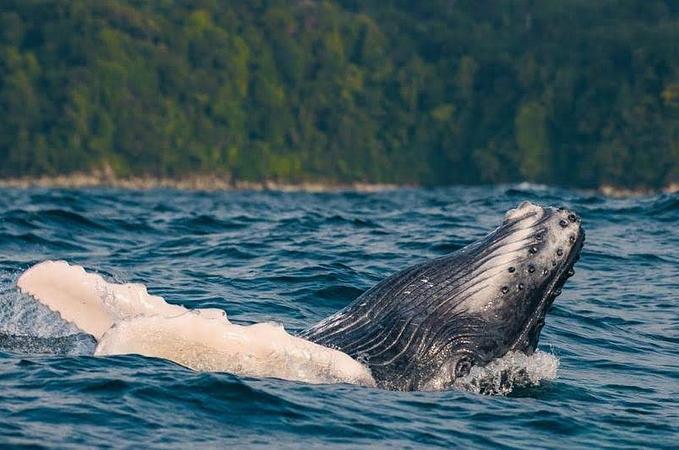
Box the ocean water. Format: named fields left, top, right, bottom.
left=0, top=186, right=676, bottom=448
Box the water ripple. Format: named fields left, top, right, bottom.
left=0, top=186, right=676, bottom=448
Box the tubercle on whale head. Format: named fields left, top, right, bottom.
left=502, top=202, right=584, bottom=355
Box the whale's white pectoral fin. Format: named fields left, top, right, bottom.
left=17, top=260, right=117, bottom=339
left=16, top=260, right=374, bottom=386
left=90, top=295, right=373, bottom=385
left=94, top=314, right=375, bottom=386
left=17, top=260, right=187, bottom=339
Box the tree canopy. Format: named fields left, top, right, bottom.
left=0, top=0, right=677, bottom=188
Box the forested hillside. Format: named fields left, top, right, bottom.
left=1, top=0, right=677, bottom=188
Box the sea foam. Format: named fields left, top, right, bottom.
left=453, top=351, right=559, bottom=395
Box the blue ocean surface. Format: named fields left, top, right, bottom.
left=0, top=186, right=676, bottom=448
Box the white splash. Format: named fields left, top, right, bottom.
left=453, top=350, right=559, bottom=395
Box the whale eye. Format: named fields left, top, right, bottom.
left=455, top=358, right=473, bottom=378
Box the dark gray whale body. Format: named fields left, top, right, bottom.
left=302, top=202, right=584, bottom=391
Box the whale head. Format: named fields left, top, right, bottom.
left=304, top=201, right=585, bottom=391
left=425, top=201, right=585, bottom=388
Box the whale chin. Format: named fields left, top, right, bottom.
left=302, top=201, right=585, bottom=391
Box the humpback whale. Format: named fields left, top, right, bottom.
left=301, top=201, right=584, bottom=390
left=11, top=201, right=583, bottom=391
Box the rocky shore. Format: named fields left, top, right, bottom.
left=0, top=173, right=401, bottom=193
left=0, top=173, right=676, bottom=197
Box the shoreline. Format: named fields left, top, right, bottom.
left=0, top=174, right=676, bottom=197
left=0, top=174, right=402, bottom=193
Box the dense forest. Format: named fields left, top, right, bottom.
left=0, top=0, right=677, bottom=188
